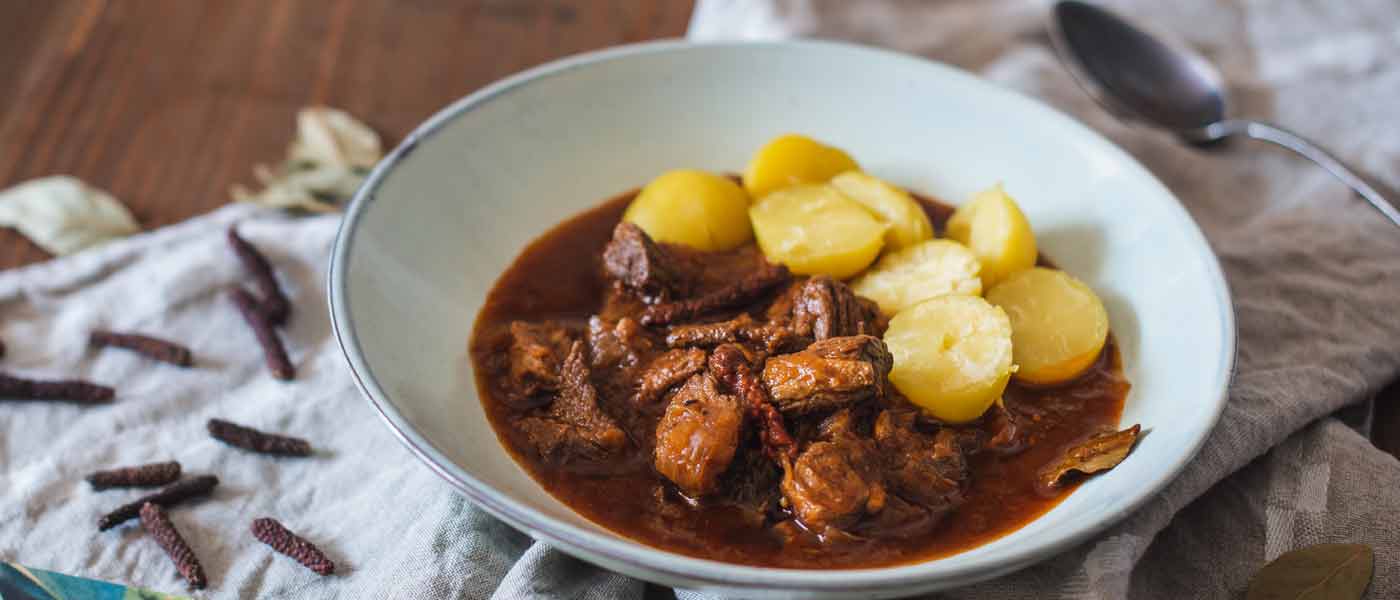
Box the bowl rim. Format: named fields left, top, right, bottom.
left=328, top=38, right=1237, bottom=593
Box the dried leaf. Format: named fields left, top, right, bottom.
left=1247, top=544, right=1373, bottom=600
left=232, top=163, right=365, bottom=213
left=0, top=176, right=140, bottom=255
left=288, top=107, right=382, bottom=169
left=1036, top=424, right=1140, bottom=493
left=232, top=106, right=382, bottom=213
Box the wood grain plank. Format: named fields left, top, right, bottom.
left=0, top=0, right=693, bottom=268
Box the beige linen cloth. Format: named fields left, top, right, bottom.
left=2, top=1, right=1399, bottom=598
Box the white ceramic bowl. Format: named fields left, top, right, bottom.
left=329, top=40, right=1234, bottom=598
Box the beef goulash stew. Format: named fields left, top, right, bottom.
left=470, top=134, right=1139, bottom=568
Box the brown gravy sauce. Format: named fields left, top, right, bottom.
left=469, top=190, right=1129, bottom=568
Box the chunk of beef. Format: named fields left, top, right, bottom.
left=635, top=348, right=708, bottom=405
left=807, top=334, right=894, bottom=372
left=850, top=493, right=942, bottom=540
left=665, top=313, right=759, bottom=347
left=516, top=341, right=628, bottom=467
left=761, top=335, right=893, bottom=416
left=763, top=279, right=803, bottom=322
left=873, top=410, right=969, bottom=510
left=817, top=406, right=860, bottom=437
left=982, top=404, right=1028, bottom=455
left=640, top=263, right=791, bottom=326
left=710, top=344, right=797, bottom=461
left=587, top=316, right=655, bottom=371
left=653, top=373, right=743, bottom=497
left=716, top=437, right=783, bottom=513
left=597, top=280, right=652, bottom=323
left=780, top=409, right=973, bottom=539
left=602, top=222, right=689, bottom=300
left=664, top=313, right=804, bottom=353
left=506, top=321, right=575, bottom=405
left=780, top=415, right=886, bottom=533
left=788, top=276, right=885, bottom=340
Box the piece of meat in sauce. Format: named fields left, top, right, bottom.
left=634, top=347, right=708, bottom=405
left=653, top=372, right=744, bottom=497
left=640, top=262, right=791, bottom=326
left=786, top=276, right=886, bottom=340
left=851, top=411, right=974, bottom=539
left=716, top=435, right=783, bottom=516
left=602, top=222, right=691, bottom=300
left=982, top=404, right=1029, bottom=455
left=873, top=410, right=970, bottom=514
left=664, top=313, right=804, bottom=354
left=505, top=321, right=576, bottom=406
left=515, top=341, right=628, bottom=467
left=587, top=315, right=655, bottom=371
left=761, top=335, right=893, bottom=416
left=779, top=411, right=886, bottom=533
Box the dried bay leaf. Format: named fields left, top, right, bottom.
left=289, top=107, right=381, bottom=169
left=1247, top=543, right=1373, bottom=600
left=232, top=107, right=382, bottom=212
left=232, top=163, right=368, bottom=213
left=1036, top=424, right=1140, bottom=494
left=0, top=176, right=140, bottom=255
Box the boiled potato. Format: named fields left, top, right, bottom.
left=945, top=184, right=1037, bottom=287
left=829, top=171, right=934, bottom=251
left=749, top=184, right=886, bottom=279
left=885, top=295, right=1013, bottom=423
left=986, top=267, right=1109, bottom=385
left=743, top=134, right=860, bottom=199
left=623, top=169, right=754, bottom=251
left=851, top=239, right=982, bottom=316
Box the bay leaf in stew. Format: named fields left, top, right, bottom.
left=1036, top=424, right=1140, bottom=494
left=1246, top=543, right=1373, bottom=600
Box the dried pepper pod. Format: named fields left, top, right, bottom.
left=98, top=475, right=219, bottom=531
left=0, top=372, right=114, bottom=404
left=207, top=418, right=312, bottom=457
left=227, top=226, right=291, bottom=325
left=229, top=287, right=295, bottom=380
left=251, top=517, right=335, bottom=576
left=86, top=461, right=182, bottom=490
left=140, top=503, right=208, bottom=589
left=90, top=330, right=193, bottom=367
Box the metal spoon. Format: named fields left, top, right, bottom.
left=1049, top=0, right=1400, bottom=227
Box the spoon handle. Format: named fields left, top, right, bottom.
left=1216, top=119, right=1400, bottom=227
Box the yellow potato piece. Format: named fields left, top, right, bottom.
left=986, top=267, right=1109, bottom=385
left=945, top=184, right=1037, bottom=287
left=829, top=171, right=933, bottom=251
left=749, top=184, right=886, bottom=279
left=743, top=134, right=860, bottom=199
left=623, top=169, right=754, bottom=251
left=885, top=295, right=1013, bottom=423
left=851, top=239, right=982, bottom=316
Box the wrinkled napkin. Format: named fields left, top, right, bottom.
left=3, top=0, right=1400, bottom=598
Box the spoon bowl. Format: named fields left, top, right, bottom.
left=1051, top=0, right=1226, bottom=135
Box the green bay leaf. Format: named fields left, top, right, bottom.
left=1246, top=543, right=1373, bottom=600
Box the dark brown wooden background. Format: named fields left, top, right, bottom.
left=0, top=0, right=694, bottom=264
left=1, top=0, right=1396, bottom=459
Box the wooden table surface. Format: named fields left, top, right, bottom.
left=0, top=0, right=694, bottom=264
left=2, top=0, right=1397, bottom=459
